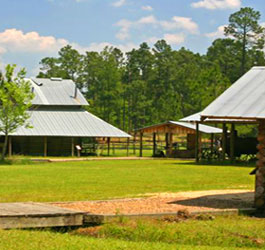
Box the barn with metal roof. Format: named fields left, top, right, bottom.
left=7, top=77, right=130, bottom=156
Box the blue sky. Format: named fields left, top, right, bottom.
left=0, top=0, right=264, bottom=76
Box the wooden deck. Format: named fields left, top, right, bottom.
left=0, top=202, right=84, bottom=229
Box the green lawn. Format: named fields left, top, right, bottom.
left=0, top=159, right=254, bottom=202
left=0, top=159, right=258, bottom=250
left=0, top=215, right=264, bottom=249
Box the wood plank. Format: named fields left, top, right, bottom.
left=0, top=202, right=84, bottom=229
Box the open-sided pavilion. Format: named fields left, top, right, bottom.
left=199, top=66, right=265, bottom=210
left=136, top=121, right=222, bottom=158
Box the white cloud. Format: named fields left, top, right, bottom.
left=191, top=0, right=241, bottom=10
left=112, top=0, right=126, bottom=7
left=115, top=15, right=199, bottom=41
left=161, top=17, right=199, bottom=34
left=87, top=42, right=136, bottom=52
left=138, top=15, right=157, bottom=25
left=205, top=25, right=227, bottom=38
left=141, top=5, right=153, bottom=11
left=0, top=29, right=69, bottom=53
left=0, top=28, right=137, bottom=57
left=115, top=19, right=132, bottom=40
left=163, top=33, right=185, bottom=45
left=146, top=34, right=185, bottom=46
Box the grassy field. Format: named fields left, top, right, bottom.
left=0, top=215, right=264, bottom=249
left=0, top=159, right=259, bottom=249
left=0, top=159, right=254, bottom=202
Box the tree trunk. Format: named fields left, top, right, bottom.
left=241, top=25, right=247, bottom=75
left=1, top=133, right=8, bottom=160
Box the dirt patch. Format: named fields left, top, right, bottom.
left=53, top=190, right=254, bottom=215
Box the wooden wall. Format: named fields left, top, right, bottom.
left=12, top=137, right=80, bottom=156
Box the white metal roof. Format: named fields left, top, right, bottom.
left=10, top=110, right=130, bottom=138
left=28, top=78, right=88, bottom=106
left=169, top=121, right=222, bottom=134
left=201, top=67, right=265, bottom=120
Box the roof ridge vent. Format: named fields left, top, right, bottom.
left=50, top=77, right=62, bottom=81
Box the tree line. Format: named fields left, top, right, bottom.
left=37, top=7, right=265, bottom=132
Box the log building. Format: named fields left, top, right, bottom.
left=200, top=66, right=265, bottom=210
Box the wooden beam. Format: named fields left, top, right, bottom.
left=222, top=124, right=227, bottom=161
left=195, top=122, right=199, bottom=163
left=139, top=132, right=143, bottom=157
left=107, top=138, right=110, bottom=156
left=230, top=124, right=235, bottom=163
left=71, top=138, right=74, bottom=157
left=8, top=137, right=12, bottom=158
left=153, top=132, right=157, bottom=156
left=44, top=137, right=47, bottom=157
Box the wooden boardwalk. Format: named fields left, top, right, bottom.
left=0, top=202, right=84, bottom=229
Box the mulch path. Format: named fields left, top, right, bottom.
left=53, top=190, right=254, bottom=215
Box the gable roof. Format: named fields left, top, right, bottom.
left=28, top=78, right=88, bottom=106
left=201, top=67, right=265, bottom=121
left=137, top=121, right=222, bottom=134
left=10, top=110, right=130, bottom=138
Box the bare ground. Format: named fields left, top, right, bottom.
left=53, top=190, right=254, bottom=215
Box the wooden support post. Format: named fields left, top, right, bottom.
left=133, top=133, right=136, bottom=154
left=195, top=122, right=199, bottom=163
left=168, top=133, right=173, bottom=157
left=107, top=138, right=110, bottom=156
left=71, top=138, right=74, bottom=157
left=165, top=133, right=169, bottom=157
left=210, top=133, right=214, bottom=155
left=255, top=120, right=265, bottom=210
left=222, top=124, right=227, bottom=161
left=44, top=137, right=47, bottom=157
left=126, top=138, right=129, bottom=157
left=153, top=133, right=157, bottom=156
left=8, top=137, right=12, bottom=158
left=139, top=132, right=143, bottom=157
left=230, top=124, right=235, bottom=163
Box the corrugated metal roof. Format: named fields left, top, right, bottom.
left=201, top=67, right=265, bottom=120
left=10, top=110, right=130, bottom=138
left=169, top=121, right=222, bottom=134
left=28, top=78, right=88, bottom=106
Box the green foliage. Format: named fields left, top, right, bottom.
left=37, top=7, right=265, bottom=132
left=225, top=7, right=265, bottom=74
left=0, top=65, right=34, bottom=159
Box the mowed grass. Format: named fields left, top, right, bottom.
left=0, top=215, right=264, bottom=249
left=0, top=159, right=254, bottom=202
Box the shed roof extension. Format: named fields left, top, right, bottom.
left=201, top=67, right=265, bottom=121
left=10, top=110, right=130, bottom=138
left=29, top=78, right=88, bottom=106
left=180, top=112, right=257, bottom=124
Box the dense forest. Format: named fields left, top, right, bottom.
left=37, top=7, right=265, bottom=132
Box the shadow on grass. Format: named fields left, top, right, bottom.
left=169, top=192, right=254, bottom=209
left=172, top=160, right=256, bottom=168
